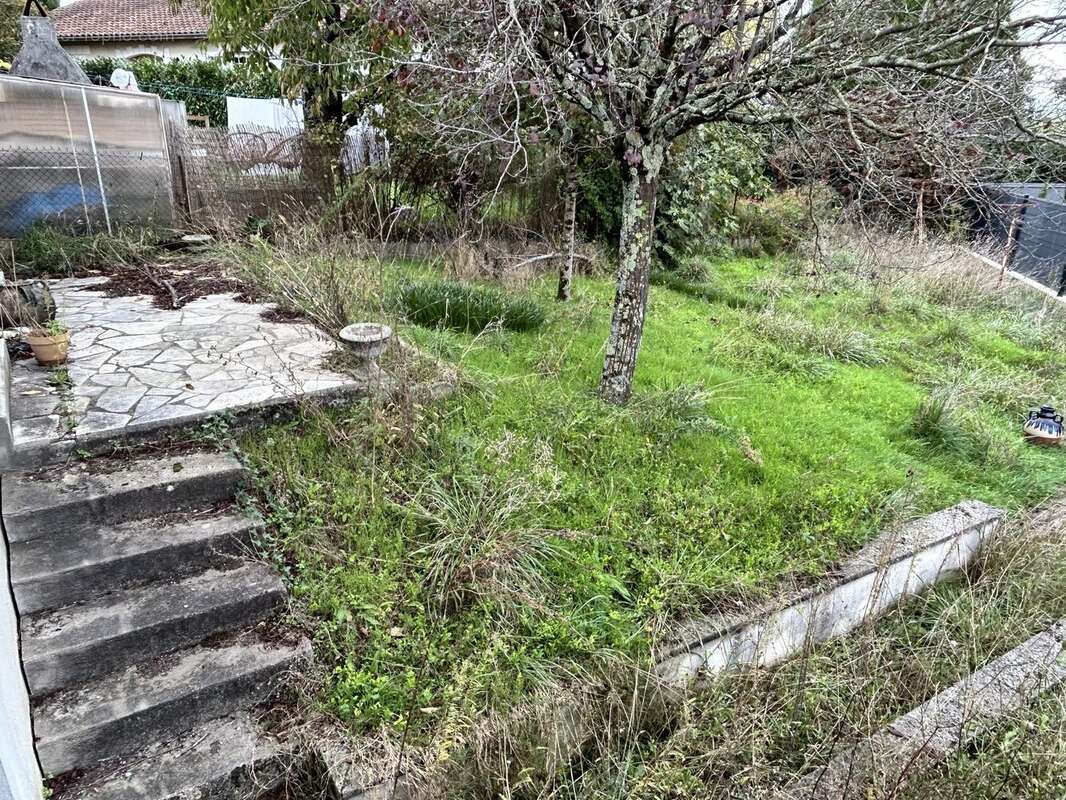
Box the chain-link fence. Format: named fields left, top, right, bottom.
left=0, top=74, right=174, bottom=238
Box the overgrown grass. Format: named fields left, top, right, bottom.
left=898, top=693, right=1066, bottom=799
left=233, top=235, right=1066, bottom=795
left=550, top=502, right=1066, bottom=800
left=649, top=269, right=763, bottom=310
left=212, top=233, right=392, bottom=333
left=6, top=224, right=158, bottom=277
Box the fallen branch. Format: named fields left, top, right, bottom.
left=138, top=265, right=182, bottom=309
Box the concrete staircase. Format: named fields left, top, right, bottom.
left=1, top=450, right=308, bottom=798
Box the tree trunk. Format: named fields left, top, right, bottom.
left=557, top=151, right=578, bottom=301
left=914, top=180, right=927, bottom=245
left=600, top=159, right=658, bottom=405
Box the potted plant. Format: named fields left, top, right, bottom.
left=25, top=319, right=70, bottom=366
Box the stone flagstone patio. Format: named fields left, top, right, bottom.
left=7, top=277, right=373, bottom=462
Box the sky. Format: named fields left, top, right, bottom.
left=1025, top=0, right=1066, bottom=106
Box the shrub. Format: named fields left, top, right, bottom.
left=399, top=281, right=546, bottom=333
left=654, top=126, right=771, bottom=267
left=575, top=124, right=770, bottom=265
left=80, top=57, right=279, bottom=127
left=733, top=187, right=837, bottom=257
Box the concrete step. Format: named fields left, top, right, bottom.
left=65, top=713, right=299, bottom=800
left=11, top=510, right=261, bottom=615
left=35, top=636, right=311, bottom=777
left=2, top=451, right=246, bottom=543
left=23, top=564, right=286, bottom=697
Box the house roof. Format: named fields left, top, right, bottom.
left=53, top=0, right=211, bottom=43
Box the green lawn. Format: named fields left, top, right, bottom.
left=238, top=250, right=1066, bottom=747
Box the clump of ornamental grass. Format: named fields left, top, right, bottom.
left=212, top=231, right=388, bottom=333
left=750, top=309, right=885, bottom=366
left=401, top=472, right=569, bottom=615
left=910, top=387, right=969, bottom=456
left=399, top=280, right=546, bottom=333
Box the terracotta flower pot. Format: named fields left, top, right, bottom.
left=26, top=331, right=70, bottom=366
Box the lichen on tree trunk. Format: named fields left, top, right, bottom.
left=599, top=152, right=659, bottom=404
left=557, top=152, right=578, bottom=302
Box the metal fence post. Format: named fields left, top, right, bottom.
left=60, top=88, right=92, bottom=234
left=1007, top=199, right=1029, bottom=272
left=80, top=86, right=112, bottom=235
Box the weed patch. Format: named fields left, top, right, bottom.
left=8, top=224, right=159, bottom=277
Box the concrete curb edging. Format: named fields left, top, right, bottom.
left=5, top=374, right=385, bottom=470
left=658, top=501, right=1005, bottom=684
left=780, top=618, right=1066, bottom=799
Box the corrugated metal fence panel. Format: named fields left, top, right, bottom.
left=0, top=74, right=174, bottom=237
left=1011, top=197, right=1066, bottom=291
left=977, top=185, right=1066, bottom=294
left=985, top=182, right=1066, bottom=205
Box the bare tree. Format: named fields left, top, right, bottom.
left=775, top=39, right=1064, bottom=241
left=401, top=0, right=1066, bottom=403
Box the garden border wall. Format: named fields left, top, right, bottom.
left=658, top=501, right=1004, bottom=684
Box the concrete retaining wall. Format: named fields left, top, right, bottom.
left=0, top=344, right=12, bottom=470
left=0, top=343, right=42, bottom=799
left=0, top=494, right=42, bottom=799
left=659, top=501, right=1005, bottom=684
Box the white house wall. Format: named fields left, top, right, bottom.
left=63, top=39, right=221, bottom=61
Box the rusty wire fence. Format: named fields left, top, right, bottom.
left=173, top=123, right=564, bottom=241
left=175, top=124, right=331, bottom=230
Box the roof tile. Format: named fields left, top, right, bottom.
left=53, top=0, right=210, bottom=42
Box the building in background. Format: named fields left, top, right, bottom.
left=52, top=0, right=217, bottom=61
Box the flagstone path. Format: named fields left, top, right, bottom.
left=8, top=277, right=372, bottom=462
